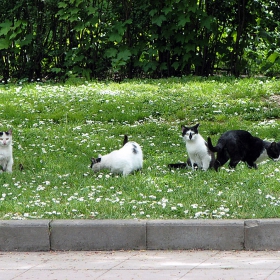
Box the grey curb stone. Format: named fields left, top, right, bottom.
left=0, top=220, right=50, bottom=251
left=147, top=220, right=244, bottom=250
left=1, top=219, right=280, bottom=251
left=50, top=220, right=146, bottom=251
left=245, top=219, right=280, bottom=250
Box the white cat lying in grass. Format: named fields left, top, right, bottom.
left=91, top=135, right=143, bottom=176
left=0, top=129, right=13, bottom=173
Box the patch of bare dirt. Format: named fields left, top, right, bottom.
left=269, top=95, right=280, bottom=105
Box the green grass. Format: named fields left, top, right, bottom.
left=1, top=76, right=280, bottom=220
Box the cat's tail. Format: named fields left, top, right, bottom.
left=168, top=163, right=188, bottom=169
left=123, top=135, right=128, bottom=146
left=207, top=137, right=220, bottom=153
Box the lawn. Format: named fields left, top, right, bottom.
left=1, top=76, right=280, bottom=220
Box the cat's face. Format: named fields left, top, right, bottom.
left=182, top=123, right=199, bottom=141
left=267, top=142, right=280, bottom=161
left=0, top=130, right=12, bottom=147
left=90, top=156, right=102, bottom=172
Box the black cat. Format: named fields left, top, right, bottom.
left=207, top=130, right=280, bottom=171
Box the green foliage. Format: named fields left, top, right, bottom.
left=0, top=0, right=279, bottom=81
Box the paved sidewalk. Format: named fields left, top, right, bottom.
left=1, top=250, right=280, bottom=280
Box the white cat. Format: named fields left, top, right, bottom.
left=91, top=135, right=143, bottom=176
left=0, top=129, right=13, bottom=173
left=182, top=123, right=214, bottom=171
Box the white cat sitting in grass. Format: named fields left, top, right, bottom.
left=91, top=135, right=143, bottom=176
left=0, top=129, right=13, bottom=173
left=169, top=123, right=214, bottom=171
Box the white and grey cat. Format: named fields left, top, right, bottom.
left=169, top=123, right=214, bottom=171
left=0, top=129, right=13, bottom=173
left=90, top=135, right=143, bottom=176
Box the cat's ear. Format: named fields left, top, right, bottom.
left=7, top=129, right=12, bottom=135
left=91, top=157, right=101, bottom=166
left=271, top=142, right=278, bottom=150
left=195, top=123, right=200, bottom=129
left=181, top=125, right=186, bottom=132
left=90, top=157, right=96, bottom=168
left=269, top=142, right=280, bottom=160
left=123, top=135, right=128, bottom=146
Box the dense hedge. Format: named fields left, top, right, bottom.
left=0, top=0, right=279, bottom=81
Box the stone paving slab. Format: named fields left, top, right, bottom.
left=147, top=219, right=244, bottom=250
left=1, top=219, right=280, bottom=251
left=50, top=219, right=146, bottom=251
left=245, top=219, right=280, bottom=250
left=1, top=250, right=280, bottom=280
left=0, top=220, right=50, bottom=251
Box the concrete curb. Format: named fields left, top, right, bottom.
left=1, top=219, right=280, bottom=251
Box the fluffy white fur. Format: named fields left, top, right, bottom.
left=91, top=141, right=143, bottom=176
left=0, top=129, right=13, bottom=173
left=182, top=125, right=212, bottom=171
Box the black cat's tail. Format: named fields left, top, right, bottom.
left=168, top=163, right=188, bottom=169
left=207, top=137, right=220, bottom=153
left=123, top=135, right=128, bottom=146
